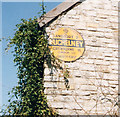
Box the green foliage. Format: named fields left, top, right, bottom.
left=0, top=2, right=71, bottom=116
left=1, top=17, right=57, bottom=116
left=38, top=0, right=46, bottom=16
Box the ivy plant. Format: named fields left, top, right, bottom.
left=0, top=2, right=71, bottom=116
left=1, top=15, right=57, bottom=117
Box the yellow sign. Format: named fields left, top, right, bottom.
left=49, top=28, right=85, bottom=62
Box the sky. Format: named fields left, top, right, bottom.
left=0, top=1, right=62, bottom=111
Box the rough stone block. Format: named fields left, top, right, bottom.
left=43, top=0, right=119, bottom=115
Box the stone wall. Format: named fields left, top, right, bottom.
left=44, top=0, right=119, bottom=115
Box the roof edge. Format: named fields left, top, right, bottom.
left=38, top=0, right=86, bottom=28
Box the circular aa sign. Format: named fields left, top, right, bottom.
left=49, top=28, right=85, bottom=62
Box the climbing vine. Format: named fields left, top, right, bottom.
left=3, top=17, right=57, bottom=116
left=0, top=2, right=71, bottom=116
left=1, top=14, right=59, bottom=117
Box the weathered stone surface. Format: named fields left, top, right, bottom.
left=43, top=0, right=119, bottom=115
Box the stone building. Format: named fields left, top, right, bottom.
left=38, top=0, right=119, bottom=115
